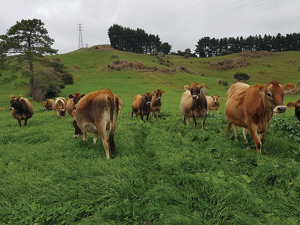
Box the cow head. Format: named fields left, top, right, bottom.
left=69, top=92, right=85, bottom=110
left=211, top=95, right=220, bottom=104
left=153, top=89, right=165, bottom=101
left=142, top=92, right=153, bottom=105
left=42, top=99, right=53, bottom=110
left=10, top=94, right=23, bottom=111
left=260, top=81, right=295, bottom=113
left=184, top=83, right=205, bottom=100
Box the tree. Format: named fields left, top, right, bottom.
left=0, top=19, right=57, bottom=72
left=160, top=42, right=172, bottom=54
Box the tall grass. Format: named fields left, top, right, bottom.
left=1, top=47, right=300, bottom=224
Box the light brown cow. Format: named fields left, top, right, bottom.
left=150, top=89, right=165, bottom=118
left=54, top=97, right=67, bottom=118
left=66, top=92, right=85, bottom=117
left=10, top=94, right=34, bottom=127
left=180, top=83, right=207, bottom=129
left=206, top=94, right=220, bottom=113
left=287, top=99, right=300, bottom=121
left=42, top=99, right=55, bottom=111
left=131, top=92, right=153, bottom=121
left=74, top=89, right=122, bottom=159
left=225, top=80, right=295, bottom=153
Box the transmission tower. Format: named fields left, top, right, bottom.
left=77, top=23, right=84, bottom=49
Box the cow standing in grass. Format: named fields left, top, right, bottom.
left=66, top=92, right=85, bottom=117
left=180, top=83, right=207, bottom=129
left=42, top=99, right=55, bottom=111
left=54, top=97, right=67, bottom=118
left=206, top=94, right=220, bottom=113
left=131, top=92, right=153, bottom=121
left=73, top=89, right=122, bottom=159
left=150, top=89, right=165, bottom=118
left=10, top=94, right=34, bottom=127
left=287, top=99, right=300, bottom=122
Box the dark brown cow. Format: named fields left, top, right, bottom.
left=42, top=99, right=55, bottom=111
left=287, top=99, right=300, bottom=121
left=66, top=92, right=85, bottom=117
left=206, top=94, right=220, bottom=113
left=180, top=83, right=207, bottom=129
left=54, top=97, right=67, bottom=118
left=225, top=80, right=295, bottom=153
left=10, top=94, right=34, bottom=127
left=74, top=89, right=122, bottom=159
left=150, top=89, right=165, bottom=118
left=131, top=92, right=153, bottom=121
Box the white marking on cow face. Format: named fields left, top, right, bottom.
left=273, top=105, right=286, bottom=113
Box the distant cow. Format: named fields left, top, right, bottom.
left=225, top=80, right=295, bottom=153
left=10, top=94, right=34, bottom=127
left=54, top=97, right=67, bottom=118
left=287, top=99, right=300, bottom=121
left=42, top=99, right=55, bottom=111
left=74, top=89, right=122, bottom=159
left=66, top=92, right=85, bottom=117
left=131, top=92, right=153, bottom=121
left=206, top=94, right=220, bottom=113
left=180, top=83, right=207, bottom=129
left=150, top=89, right=165, bottom=118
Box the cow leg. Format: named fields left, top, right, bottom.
left=248, top=124, right=262, bottom=153
left=192, top=115, right=197, bottom=129
left=140, top=114, right=144, bottom=121
left=183, top=116, right=189, bottom=125
left=146, top=113, right=149, bottom=121
left=201, top=114, right=206, bottom=129
left=24, top=119, right=28, bottom=126
left=82, top=132, right=87, bottom=141
left=226, top=123, right=232, bottom=134
left=97, top=126, right=110, bottom=159
left=233, top=125, right=238, bottom=138
left=18, top=119, right=22, bottom=127
left=93, top=134, right=98, bottom=144
left=131, top=111, right=133, bottom=117
left=243, top=128, right=248, bottom=143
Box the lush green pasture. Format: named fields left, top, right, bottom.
left=1, top=47, right=300, bottom=224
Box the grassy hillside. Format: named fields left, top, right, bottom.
left=1, top=46, right=300, bottom=224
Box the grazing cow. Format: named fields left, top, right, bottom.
left=206, top=94, right=220, bottom=113
left=10, top=94, right=34, bottom=127
left=42, top=99, right=55, bottom=111
left=131, top=92, right=153, bottom=121
left=225, top=80, right=295, bottom=153
left=287, top=99, right=300, bottom=121
left=150, top=89, right=165, bottom=118
left=54, top=97, right=67, bottom=118
left=180, top=83, right=207, bottom=129
left=73, top=89, right=122, bottom=159
left=66, top=92, right=85, bottom=117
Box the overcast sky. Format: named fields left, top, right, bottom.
left=1, top=0, right=300, bottom=54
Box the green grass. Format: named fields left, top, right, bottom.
left=1, top=46, right=300, bottom=224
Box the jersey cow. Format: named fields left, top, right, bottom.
left=225, top=81, right=295, bottom=153
left=54, top=97, right=67, bottom=118
left=287, top=99, right=300, bottom=122
left=131, top=92, right=153, bottom=121
left=66, top=92, right=85, bottom=117
left=180, top=83, right=207, bottom=129
left=150, top=89, right=165, bottom=118
left=74, top=89, right=122, bottom=159
left=42, top=99, right=55, bottom=111
left=10, top=94, right=34, bottom=127
left=206, top=94, right=220, bottom=113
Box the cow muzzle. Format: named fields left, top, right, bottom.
left=192, top=95, right=199, bottom=100
left=274, top=105, right=286, bottom=113
left=9, top=107, right=14, bottom=110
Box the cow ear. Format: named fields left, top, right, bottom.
left=142, top=94, right=145, bottom=98
left=287, top=102, right=296, bottom=108
left=69, top=95, right=73, bottom=98
left=18, top=94, right=22, bottom=98
left=153, top=91, right=156, bottom=94
left=258, top=85, right=265, bottom=95
left=184, top=85, right=190, bottom=91
left=10, top=94, right=15, bottom=99
left=200, top=83, right=205, bottom=88
left=81, top=94, right=85, bottom=98
left=282, top=83, right=296, bottom=92
left=162, top=91, right=165, bottom=93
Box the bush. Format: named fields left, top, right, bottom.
left=234, top=72, right=250, bottom=81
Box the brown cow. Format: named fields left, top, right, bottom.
left=73, top=89, right=122, bottom=159
left=287, top=99, right=300, bottom=121
left=131, top=92, right=153, bottom=121
left=206, top=94, right=220, bottom=113
left=225, top=80, right=295, bottom=153
left=150, top=89, right=165, bottom=118
left=66, top=92, right=85, bottom=117
left=180, top=83, right=207, bottom=129
left=10, top=94, right=34, bottom=127
left=54, top=97, right=67, bottom=118
left=42, top=99, right=55, bottom=111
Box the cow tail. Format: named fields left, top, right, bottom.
left=108, top=96, right=119, bottom=154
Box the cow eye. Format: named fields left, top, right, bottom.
left=267, top=92, right=272, bottom=98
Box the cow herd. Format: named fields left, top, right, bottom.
left=9, top=80, right=299, bottom=158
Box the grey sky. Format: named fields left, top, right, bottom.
left=1, top=0, right=299, bottom=54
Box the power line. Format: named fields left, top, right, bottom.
left=77, top=23, right=84, bottom=49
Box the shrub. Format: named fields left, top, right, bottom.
left=210, top=58, right=249, bottom=70
left=234, top=72, right=250, bottom=81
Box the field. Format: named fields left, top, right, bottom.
left=1, top=46, right=300, bottom=224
